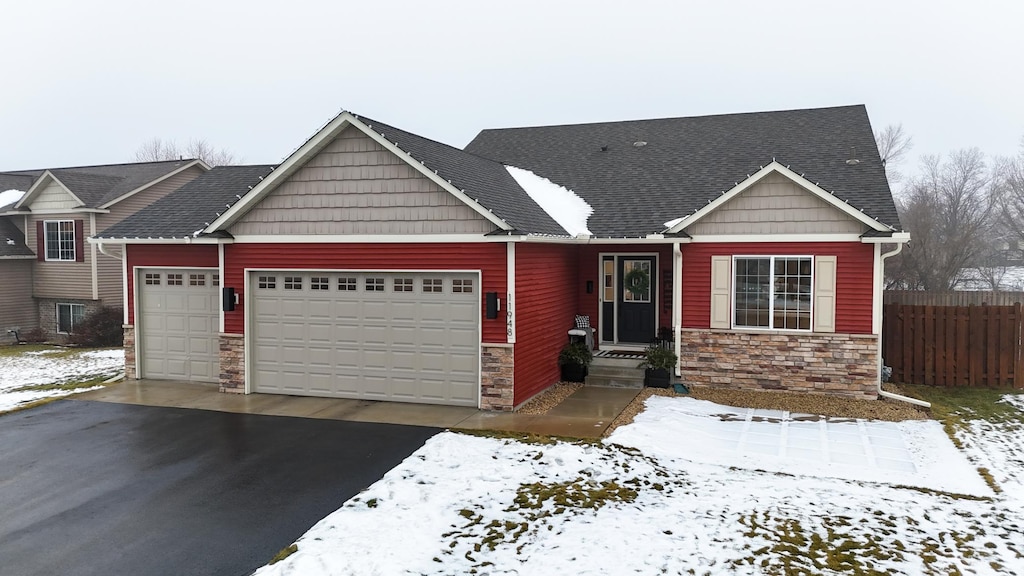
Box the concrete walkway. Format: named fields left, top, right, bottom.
left=72, top=380, right=642, bottom=439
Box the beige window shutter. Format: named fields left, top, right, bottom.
left=710, top=256, right=731, bottom=329
left=813, top=256, right=837, bottom=332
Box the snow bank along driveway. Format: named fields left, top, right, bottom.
left=0, top=347, right=124, bottom=413
left=257, top=395, right=1024, bottom=575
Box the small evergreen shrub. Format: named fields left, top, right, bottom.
left=69, top=306, right=124, bottom=347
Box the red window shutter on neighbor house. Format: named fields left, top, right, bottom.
left=36, top=220, right=44, bottom=261
left=74, top=219, right=84, bottom=262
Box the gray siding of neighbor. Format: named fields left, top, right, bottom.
left=230, top=127, right=497, bottom=236
left=26, top=215, right=91, bottom=300
left=0, top=260, right=36, bottom=334
left=684, top=172, right=867, bottom=236
left=95, top=166, right=205, bottom=306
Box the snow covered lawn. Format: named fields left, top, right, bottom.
left=0, top=345, right=124, bottom=413
left=255, top=394, right=1024, bottom=575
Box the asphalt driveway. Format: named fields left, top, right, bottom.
left=0, top=400, right=440, bottom=576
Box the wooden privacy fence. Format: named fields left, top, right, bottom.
left=885, top=291, right=1024, bottom=306
left=882, top=303, right=1024, bottom=388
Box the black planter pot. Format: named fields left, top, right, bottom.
left=644, top=368, right=671, bottom=388
left=560, top=363, right=588, bottom=383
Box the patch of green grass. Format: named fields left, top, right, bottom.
left=0, top=344, right=79, bottom=358
left=11, top=374, right=112, bottom=393
left=901, top=385, right=1024, bottom=426
left=0, top=397, right=63, bottom=417
left=268, top=543, right=298, bottom=565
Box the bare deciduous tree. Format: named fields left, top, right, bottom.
left=891, top=148, right=996, bottom=290
left=133, top=137, right=237, bottom=166
left=875, top=123, right=913, bottom=186
left=995, top=138, right=1024, bottom=253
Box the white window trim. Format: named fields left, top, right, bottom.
left=55, top=302, right=85, bottom=334
left=731, top=255, right=814, bottom=332
left=43, top=219, right=76, bottom=262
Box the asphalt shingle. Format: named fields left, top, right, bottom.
left=0, top=217, right=33, bottom=258
left=97, top=165, right=276, bottom=239
left=465, top=105, right=900, bottom=237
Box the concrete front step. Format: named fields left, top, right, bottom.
left=586, top=366, right=645, bottom=388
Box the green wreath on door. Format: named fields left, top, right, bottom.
left=624, top=267, right=650, bottom=299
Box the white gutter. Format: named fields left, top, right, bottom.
left=96, top=240, right=128, bottom=324
left=673, top=241, right=683, bottom=377
left=96, top=240, right=122, bottom=261
left=876, top=242, right=931, bottom=408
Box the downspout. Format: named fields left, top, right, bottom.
left=876, top=242, right=931, bottom=408
left=96, top=241, right=128, bottom=326
left=673, top=241, right=682, bottom=377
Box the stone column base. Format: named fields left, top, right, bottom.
left=481, top=344, right=514, bottom=411
left=123, top=324, right=136, bottom=380
left=219, top=333, right=245, bottom=393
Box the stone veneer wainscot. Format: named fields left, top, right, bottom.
left=219, top=334, right=245, bottom=393
left=678, top=329, right=878, bottom=400
left=480, top=344, right=514, bottom=411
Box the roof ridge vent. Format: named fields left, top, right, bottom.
left=632, top=141, right=647, bottom=147
left=846, top=146, right=860, bottom=165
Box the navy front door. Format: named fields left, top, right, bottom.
left=616, top=256, right=656, bottom=343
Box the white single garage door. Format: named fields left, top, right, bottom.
left=138, top=268, right=220, bottom=383
left=251, top=271, right=479, bottom=407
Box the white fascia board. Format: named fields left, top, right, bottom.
left=88, top=237, right=232, bottom=245
left=231, top=234, right=505, bottom=244
left=28, top=208, right=109, bottom=215
left=0, top=255, right=36, bottom=260
left=665, top=161, right=892, bottom=235
left=860, top=232, right=910, bottom=244
left=15, top=171, right=86, bottom=209
left=98, top=160, right=210, bottom=209
left=690, top=233, right=866, bottom=243
left=205, top=112, right=512, bottom=234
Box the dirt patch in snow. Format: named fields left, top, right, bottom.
left=603, top=385, right=929, bottom=436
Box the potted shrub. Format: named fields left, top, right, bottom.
left=638, top=343, right=678, bottom=388
left=558, top=341, right=593, bottom=382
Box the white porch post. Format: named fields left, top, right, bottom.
left=673, top=241, right=683, bottom=377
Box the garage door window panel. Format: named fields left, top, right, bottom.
left=338, top=277, right=357, bottom=291
left=258, top=276, right=276, bottom=289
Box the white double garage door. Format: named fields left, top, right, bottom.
left=138, top=268, right=480, bottom=407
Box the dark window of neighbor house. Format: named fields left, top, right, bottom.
left=733, top=256, right=812, bottom=331
left=56, top=303, right=85, bottom=334
left=44, top=220, right=75, bottom=261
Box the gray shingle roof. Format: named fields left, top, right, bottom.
left=0, top=217, right=33, bottom=258
left=0, top=173, right=37, bottom=200
left=48, top=160, right=198, bottom=207
left=97, top=165, right=276, bottom=239
left=356, top=116, right=567, bottom=236
left=465, top=105, right=900, bottom=237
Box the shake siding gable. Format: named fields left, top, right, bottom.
left=681, top=242, right=874, bottom=334
left=125, top=244, right=220, bottom=323
left=514, top=243, right=579, bottom=404
left=229, top=127, right=497, bottom=236
left=685, top=172, right=867, bottom=236
left=30, top=180, right=80, bottom=210
left=222, top=243, right=508, bottom=342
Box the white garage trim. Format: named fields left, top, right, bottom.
left=244, top=268, right=483, bottom=405
left=134, top=266, right=220, bottom=383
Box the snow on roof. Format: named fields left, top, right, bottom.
left=0, top=189, right=25, bottom=209
left=505, top=166, right=592, bottom=236
left=663, top=216, right=685, bottom=229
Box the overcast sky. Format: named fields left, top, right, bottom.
left=2, top=0, right=1021, bottom=185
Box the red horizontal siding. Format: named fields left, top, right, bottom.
left=681, top=242, right=875, bottom=334
left=125, top=244, right=219, bottom=323
left=514, top=243, right=579, bottom=404
left=223, top=243, right=508, bottom=342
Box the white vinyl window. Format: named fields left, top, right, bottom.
left=44, top=220, right=75, bottom=261
left=56, top=303, right=85, bottom=334
left=733, top=256, right=813, bottom=331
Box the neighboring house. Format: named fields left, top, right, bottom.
left=0, top=160, right=209, bottom=339
left=95, top=105, right=907, bottom=411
